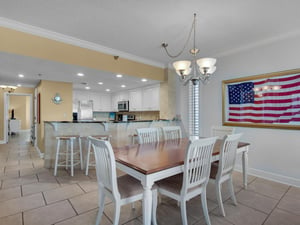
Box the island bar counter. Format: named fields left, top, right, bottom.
left=44, top=120, right=184, bottom=168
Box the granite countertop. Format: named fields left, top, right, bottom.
left=44, top=119, right=170, bottom=123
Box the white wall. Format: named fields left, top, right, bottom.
left=200, top=33, right=300, bottom=186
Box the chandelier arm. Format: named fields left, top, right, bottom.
left=162, top=15, right=196, bottom=58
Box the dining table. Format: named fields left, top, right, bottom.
left=114, top=137, right=250, bottom=225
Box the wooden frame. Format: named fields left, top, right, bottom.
left=222, top=69, right=300, bottom=130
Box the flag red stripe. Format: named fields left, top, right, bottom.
left=229, top=105, right=300, bottom=111
left=254, top=74, right=300, bottom=85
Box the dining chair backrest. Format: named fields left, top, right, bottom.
left=211, top=126, right=235, bottom=139
left=217, top=133, right=242, bottom=180
left=136, top=127, right=160, bottom=144
left=88, top=137, right=120, bottom=199
left=181, top=137, right=217, bottom=196
left=162, top=126, right=182, bottom=140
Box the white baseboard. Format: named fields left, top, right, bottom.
left=235, top=164, right=300, bottom=187
left=35, top=146, right=44, bottom=158
left=0, top=140, right=6, bottom=144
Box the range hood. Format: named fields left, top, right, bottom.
left=78, top=100, right=93, bottom=120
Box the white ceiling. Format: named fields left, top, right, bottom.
left=1, top=0, right=300, bottom=92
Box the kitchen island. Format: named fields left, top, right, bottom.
left=44, top=120, right=185, bottom=168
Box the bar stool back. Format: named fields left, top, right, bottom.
left=84, top=134, right=111, bottom=175
left=54, top=135, right=83, bottom=176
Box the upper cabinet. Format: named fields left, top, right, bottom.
left=73, top=83, right=160, bottom=112
left=73, top=90, right=111, bottom=112
left=129, top=88, right=142, bottom=111
left=142, top=84, right=160, bottom=111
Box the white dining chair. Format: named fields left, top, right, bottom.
left=136, top=127, right=160, bottom=144
left=211, top=126, right=235, bottom=139
left=161, top=126, right=182, bottom=140
left=88, top=137, right=157, bottom=225
left=154, top=137, right=217, bottom=225
left=209, top=133, right=242, bottom=217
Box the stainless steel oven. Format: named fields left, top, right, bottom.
left=118, top=101, right=129, bottom=112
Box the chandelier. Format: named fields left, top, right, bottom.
left=0, top=85, right=17, bottom=93
left=162, top=13, right=217, bottom=85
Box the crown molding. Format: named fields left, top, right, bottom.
left=0, top=17, right=165, bottom=68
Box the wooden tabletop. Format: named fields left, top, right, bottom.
left=114, top=138, right=249, bottom=175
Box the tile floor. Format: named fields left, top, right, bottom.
left=0, top=131, right=299, bottom=225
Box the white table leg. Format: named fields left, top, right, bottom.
left=141, top=179, right=154, bottom=225
left=242, top=147, right=249, bottom=189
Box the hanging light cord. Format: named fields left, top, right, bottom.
left=162, top=13, right=197, bottom=59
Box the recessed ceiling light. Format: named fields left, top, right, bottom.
left=116, top=74, right=123, bottom=78
left=98, top=82, right=103, bottom=85
left=77, top=73, right=84, bottom=77
left=106, top=89, right=110, bottom=92
left=121, top=85, right=126, bottom=88
left=18, top=74, right=24, bottom=78
left=85, top=86, right=91, bottom=90
left=17, top=84, right=22, bottom=87
left=141, top=78, right=148, bottom=82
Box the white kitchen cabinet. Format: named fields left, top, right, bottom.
left=99, top=93, right=111, bottom=111
left=142, top=84, right=160, bottom=111
left=111, top=91, right=129, bottom=111
left=129, top=88, right=142, bottom=111
left=73, top=90, right=111, bottom=112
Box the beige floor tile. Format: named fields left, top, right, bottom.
left=0, top=213, right=22, bottom=225
left=211, top=201, right=267, bottom=225
left=0, top=193, right=45, bottom=218
left=194, top=213, right=234, bottom=225
left=44, top=184, right=84, bottom=204
left=104, top=201, right=143, bottom=225
left=69, top=190, right=99, bottom=214
left=22, top=181, right=60, bottom=196
left=2, top=174, right=38, bottom=189
left=155, top=202, right=197, bottom=225
left=0, top=186, right=21, bottom=202
left=264, top=208, right=300, bottom=225
left=123, top=219, right=143, bottom=225
left=236, top=189, right=279, bottom=214
left=77, top=180, right=98, bottom=192
left=277, top=193, right=300, bottom=216
left=286, top=186, right=300, bottom=198
left=0, top=170, right=19, bottom=180
left=56, top=172, right=91, bottom=185
left=55, top=208, right=111, bottom=225
left=24, top=200, right=76, bottom=225
left=247, top=178, right=289, bottom=200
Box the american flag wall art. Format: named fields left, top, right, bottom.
left=226, top=73, right=300, bottom=124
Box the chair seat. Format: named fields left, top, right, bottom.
left=117, top=175, right=144, bottom=198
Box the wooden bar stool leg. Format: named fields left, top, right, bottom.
left=70, top=138, right=74, bottom=177
left=65, top=140, right=69, bottom=170
left=85, top=140, right=91, bottom=176
left=79, top=137, right=83, bottom=170
left=54, top=139, right=60, bottom=176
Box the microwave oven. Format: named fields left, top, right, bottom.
left=118, top=101, right=129, bottom=112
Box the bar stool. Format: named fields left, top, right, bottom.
left=54, top=135, right=83, bottom=176
left=82, top=134, right=112, bottom=175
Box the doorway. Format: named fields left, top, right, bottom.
left=3, top=92, right=34, bottom=144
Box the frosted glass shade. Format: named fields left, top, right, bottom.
left=173, top=60, right=192, bottom=76
left=199, top=66, right=216, bottom=75
left=197, top=58, right=216, bottom=68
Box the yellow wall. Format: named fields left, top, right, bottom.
left=37, top=80, right=73, bottom=152
left=0, top=26, right=165, bottom=81
left=9, top=95, right=31, bottom=130
left=0, top=87, right=34, bottom=140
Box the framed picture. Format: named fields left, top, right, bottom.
left=222, top=68, right=300, bottom=130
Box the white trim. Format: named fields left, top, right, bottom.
left=235, top=165, right=300, bottom=188
left=0, top=17, right=164, bottom=68
left=0, top=140, right=6, bottom=144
